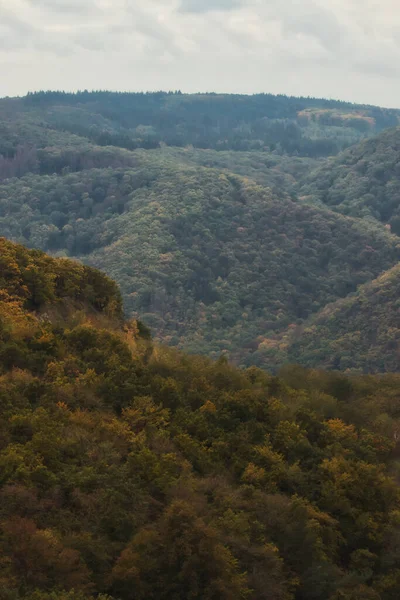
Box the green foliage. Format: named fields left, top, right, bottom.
left=0, top=162, right=399, bottom=368
left=2, top=92, right=400, bottom=372
left=20, top=90, right=399, bottom=157
left=0, top=241, right=399, bottom=599
left=301, top=127, right=400, bottom=231
left=267, top=263, right=400, bottom=372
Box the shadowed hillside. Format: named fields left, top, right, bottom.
left=260, top=263, right=400, bottom=373
left=301, top=127, right=400, bottom=233
left=1, top=164, right=400, bottom=365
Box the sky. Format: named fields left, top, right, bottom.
left=1, top=0, right=400, bottom=107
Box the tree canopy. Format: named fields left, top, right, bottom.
left=1, top=240, right=400, bottom=600
left=1, top=91, right=400, bottom=372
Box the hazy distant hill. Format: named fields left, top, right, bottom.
left=2, top=90, right=400, bottom=161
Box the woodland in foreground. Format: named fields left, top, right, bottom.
left=1, top=239, right=400, bottom=600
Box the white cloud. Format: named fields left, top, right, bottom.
left=1, top=0, right=400, bottom=106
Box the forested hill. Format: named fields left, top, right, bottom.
left=2, top=160, right=400, bottom=367
left=2, top=90, right=400, bottom=160
left=2, top=90, right=400, bottom=372
left=260, top=263, right=400, bottom=373
left=300, top=127, right=400, bottom=232
left=1, top=239, right=400, bottom=600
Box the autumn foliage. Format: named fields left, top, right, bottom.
left=0, top=240, right=399, bottom=599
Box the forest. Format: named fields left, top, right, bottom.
left=1, top=239, right=400, bottom=600
left=1, top=91, right=400, bottom=373
left=2, top=90, right=400, bottom=599
left=300, top=127, right=400, bottom=233
left=255, top=262, right=400, bottom=374
left=1, top=161, right=400, bottom=367
left=1, top=90, right=399, bottom=164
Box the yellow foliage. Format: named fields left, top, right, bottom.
left=242, top=462, right=266, bottom=484
left=200, top=400, right=217, bottom=414
left=326, top=419, right=357, bottom=441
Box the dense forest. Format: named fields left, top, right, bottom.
left=261, top=263, right=400, bottom=373
left=1, top=239, right=400, bottom=600
left=1, top=91, right=400, bottom=372
left=300, top=127, right=400, bottom=233
left=1, top=160, right=400, bottom=366
left=1, top=91, right=400, bottom=163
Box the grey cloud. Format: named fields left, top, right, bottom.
left=353, top=57, right=400, bottom=78
left=131, top=14, right=177, bottom=50
left=260, top=1, right=346, bottom=53
left=282, top=11, right=343, bottom=51
left=73, top=32, right=109, bottom=51
left=0, top=3, right=77, bottom=54
left=0, top=30, right=28, bottom=51
left=179, top=0, right=243, bottom=13
left=0, top=10, right=48, bottom=51
left=116, top=4, right=186, bottom=56
left=27, top=0, right=101, bottom=14
left=1, top=10, right=35, bottom=37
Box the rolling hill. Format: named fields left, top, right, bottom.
left=260, top=263, right=400, bottom=373
left=2, top=91, right=400, bottom=371
left=1, top=156, right=400, bottom=365
left=300, top=127, right=400, bottom=233
left=2, top=90, right=400, bottom=162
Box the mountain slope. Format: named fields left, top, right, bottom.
left=301, top=127, right=400, bottom=233
left=3, top=91, right=400, bottom=371
left=1, top=163, right=400, bottom=365
left=265, top=263, right=400, bottom=373
left=1, top=239, right=400, bottom=600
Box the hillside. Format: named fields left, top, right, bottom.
left=1, top=161, right=400, bottom=365
left=301, top=127, right=400, bottom=233
left=1, top=239, right=400, bottom=600
left=2, top=91, right=400, bottom=163
left=3, top=91, right=400, bottom=371
left=258, top=263, right=400, bottom=373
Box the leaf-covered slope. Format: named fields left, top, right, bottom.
left=1, top=164, right=400, bottom=364
left=271, top=263, right=400, bottom=373
left=153, top=146, right=320, bottom=193
left=4, top=91, right=400, bottom=372
left=3, top=90, right=400, bottom=161
left=0, top=237, right=123, bottom=317
left=1, top=241, right=400, bottom=600
left=301, top=127, right=400, bottom=233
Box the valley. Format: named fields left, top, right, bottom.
left=1, top=91, right=400, bottom=372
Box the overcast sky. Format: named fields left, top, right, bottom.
left=1, top=0, right=400, bottom=107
